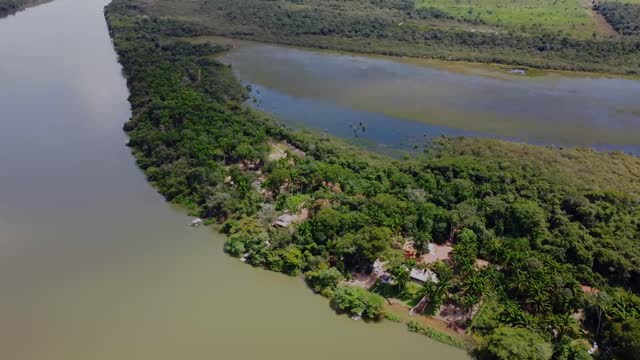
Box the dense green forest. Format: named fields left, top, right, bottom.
left=106, top=0, right=640, bottom=358
left=138, top=0, right=640, bottom=75
left=595, top=2, right=640, bottom=35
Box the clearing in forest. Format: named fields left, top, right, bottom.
left=416, top=0, right=629, bottom=36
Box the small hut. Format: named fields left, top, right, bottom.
left=409, top=268, right=438, bottom=285
left=273, top=214, right=295, bottom=228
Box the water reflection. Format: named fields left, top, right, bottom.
left=220, top=43, right=640, bottom=155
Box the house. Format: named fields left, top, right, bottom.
left=273, top=213, right=296, bottom=228
left=409, top=268, right=438, bottom=285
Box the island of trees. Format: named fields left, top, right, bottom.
left=106, top=0, right=640, bottom=359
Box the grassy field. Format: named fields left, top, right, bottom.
left=417, top=0, right=640, bottom=37
left=418, top=0, right=594, bottom=36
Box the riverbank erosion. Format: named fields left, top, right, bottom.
left=106, top=1, right=640, bottom=358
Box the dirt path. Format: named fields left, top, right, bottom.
left=581, top=0, right=618, bottom=37
left=385, top=301, right=469, bottom=337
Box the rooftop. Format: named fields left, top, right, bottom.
left=410, top=268, right=439, bottom=284
left=273, top=213, right=296, bottom=227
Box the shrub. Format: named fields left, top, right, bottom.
left=332, top=285, right=386, bottom=320
left=407, top=320, right=466, bottom=349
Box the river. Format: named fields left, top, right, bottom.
left=218, top=41, right=640, bottom=155
left=0, top=0, right=470, bottom=359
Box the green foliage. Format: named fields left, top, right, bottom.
left=267, top=245, right=304, bottom=275
left=416, top=0, right=598, bottom=35
left=452, top=228, right=478, bottom=273
left=277, top=193, right=311, bottom=213
left=554, top=339, right=592, bottom=360
left=400, top=281, right=423, bottom=302
left=431, top=260, right=454, bottom=283
left=305, top=267, right=344, bottom=293
left=331, top=285, right=386, bottom=320
left=390, top=265, right=410, bottom=293
left=483, top=327, right=553, bottom=360
left=421, top=280, right=450, bottom=314
left=407, top=320, right=467, bottom=349
left=384, top=312, right=402, bottom=322
left=604, top=318, right=640, bottom=359
left=223, top=236, right=246, bottom=257
left=329, top=226, right=392, bottom=267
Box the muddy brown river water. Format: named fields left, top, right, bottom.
left=0, top=0, right=470, bottom=359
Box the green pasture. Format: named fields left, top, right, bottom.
left=416, top=0, right=614, bottom=36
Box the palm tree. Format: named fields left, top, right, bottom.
left=460, top=294, right=480, bottom=320
left=508, top=269, right=529, bottom=296
left=527, top=283, right=552, bottom=314
left=546, top=312, right=580, bottom=339
left=391, top=265, right=410, bottom=294
left=462, top=271, right=486, bottom=297
left=396, top=267, right=410, bottom=294
left=421, top=279, right=450, bottom=313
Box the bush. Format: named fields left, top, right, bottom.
left=305, top=267, right=343, bottom=293
left=407, top=320, right=466, bottom=349
left=384, top=312, right=402, bottom=322
left=483, top=327, right=553, bottom=360
left=331, top=285, right=386, bottom=320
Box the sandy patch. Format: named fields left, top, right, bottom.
left=420, top=244, right=453, bottom=264
left=344, top=272, right=378, bottom=289
left=268, top=141, right=305, bottom=162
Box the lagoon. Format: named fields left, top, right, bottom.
left=219, top=41, right=640, bottom=154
